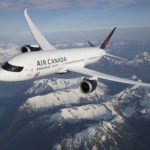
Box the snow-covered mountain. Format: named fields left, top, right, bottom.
left=0, top=42, right=150, bottom=150
left=25, top=78, right=82, bottom=95
left=41, top=104, right=113, bottom=124
left=17, top=78, right=150, bottom=150
left=52, top=116, right=125, bottom=150
left=49, top=85, right=150, bottom=150
left=21, top=78, right=108, bottom=112
left=115, top=85, right=150, bottom=118
left=127, top=51, right=150, bottom=66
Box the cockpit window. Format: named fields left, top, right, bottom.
left=2, top=62, right=23, bottom=72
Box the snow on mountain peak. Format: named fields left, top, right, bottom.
left=41, top=104, right=113, bottom=124
left=52, top=109, right=125, bottom=150
left=25, top=77, right=82, bottom=95
left=127, top=51, right=150, bottom=66
left=21, top=78, right=108, bottom=112
left=114, top=85, right=150, bottom=118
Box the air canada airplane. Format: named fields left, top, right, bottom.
left=0, top=9, right=150, bottom=94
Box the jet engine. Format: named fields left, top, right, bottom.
left=20, top=45, right=41, bottom=53
left=80, top=78, right=97, bottom=94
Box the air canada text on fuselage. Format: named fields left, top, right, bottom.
left=37, top=57, right=67, bottom=66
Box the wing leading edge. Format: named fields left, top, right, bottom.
left=24, top=9, right=56, bottom=51
left=68, top=67, right=150, bottom=87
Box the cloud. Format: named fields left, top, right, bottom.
left=0, top=0, right=145, bottom=11
left=0, top=1, right=25, bottom=11
left=0, top=43, right=20, bottom=63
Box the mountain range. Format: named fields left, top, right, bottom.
left=0, top=40, right=150, bottom=150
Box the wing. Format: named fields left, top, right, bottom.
left=68, top=67, right=150, bottom=87
left=24, top=9, right=56, bottom=51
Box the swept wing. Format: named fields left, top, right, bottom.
left=68, top=67, right=150, bottom=87
left=24, top=9, right=56, bottom=51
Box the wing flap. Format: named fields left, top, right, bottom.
left=24, top=9, right=56, bottom=51
left=68, top=67, right=150, bottom=87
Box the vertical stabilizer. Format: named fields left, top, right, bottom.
left=100, top=27, right=116, bottom=49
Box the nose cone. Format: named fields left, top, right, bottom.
left=0, top=68, right=25, bottom=82
left=0, top=68, right=10, bottom=81
left=0, top=68, right=19, bottom=82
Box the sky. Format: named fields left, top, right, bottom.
left=0, top=0, right=150, bottom=43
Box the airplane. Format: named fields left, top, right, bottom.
left=0, top=9, right=150, bottom=94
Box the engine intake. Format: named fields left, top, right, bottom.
left=20, top=45, right=41, bottom=53
left=80, top=78, right=97, bottom=94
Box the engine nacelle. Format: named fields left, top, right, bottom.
left=80, top=78, right=97, bottom=94
left=20, top=45, right=41, bottom=53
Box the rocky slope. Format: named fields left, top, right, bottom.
left=0, top=42, right=150, bottom=150
left=21, top=78, right=108, bottom=112
left=9, top=75, right=147, bottom=150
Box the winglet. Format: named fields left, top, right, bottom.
left=100, top=27, right=117, bottom=49
left=24, top=8, right=27, bottom=14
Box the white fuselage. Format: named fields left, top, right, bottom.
left=0, top=47, right=105, bottom=82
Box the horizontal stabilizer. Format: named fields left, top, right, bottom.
left=88, top=41, right=95, bottom=47
left=105, top=53, right=128, bottom=61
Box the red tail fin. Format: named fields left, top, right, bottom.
left=100, top=27, right=116, bottom=49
